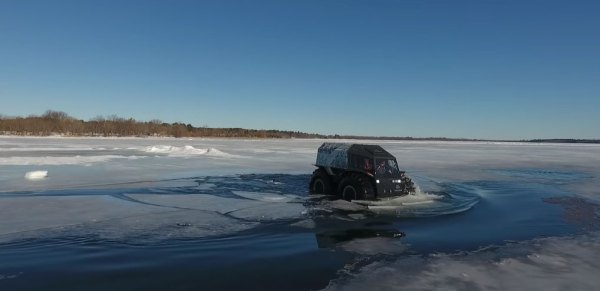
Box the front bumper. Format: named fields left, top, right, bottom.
left=375, top=177, right=414, bottom=198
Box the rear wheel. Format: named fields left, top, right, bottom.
left=337, top=173, right=375, bottom=201
left=309, top=168, right=334, bottom=194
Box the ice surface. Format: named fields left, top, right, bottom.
left=2, top=136, right=599, bottom=195
left=228, top=203, right=306, bottom=221
left=0, top=191, right=277, bottom=242
left=126, top=191, right=306, bottom=222
left=325, top=232, right=600, bottom=291
left=73, top=210, right=258, bottom=242
left=2, top=136, right=599, bottom=213
left=0, top=195, right=169, bottom=239
left=125, top=193, right=265, bottom=214
left=0, top=155, right=139, bottom=166
left=1, top=135, right=600, bottom=276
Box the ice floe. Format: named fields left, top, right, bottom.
left=25, top=170, right=48, bottom=180
left=325, top=232, right=600, bottom=291
left=76, top=210, right=258, bottom=242
left=0, top=195, right=169, bottom=238
left=125, top=191, right=306, bottom=222
left=232, top=191, right=301, bottom=203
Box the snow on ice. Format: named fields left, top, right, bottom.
left=1, top=136, right=600, bottom=290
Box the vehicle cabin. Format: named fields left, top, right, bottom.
left=310, top=143, right=414, bottom=200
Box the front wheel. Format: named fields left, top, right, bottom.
left=337, top=174, right=375, bottom=201
left=402, top=176, right=416, bottom=193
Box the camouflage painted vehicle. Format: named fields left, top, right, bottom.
left=309, top=143, right=415, bottom=200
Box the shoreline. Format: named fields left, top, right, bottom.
left=1, top=134, right=599, bottom=147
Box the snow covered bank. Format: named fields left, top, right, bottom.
left=0, top=155, right=140, bottom=166
left=143, top=145, right=236, bottom=157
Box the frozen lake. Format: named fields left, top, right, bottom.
left=1, top=136, right=599, bottom=290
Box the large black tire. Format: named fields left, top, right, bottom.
left=337, top=173, right=375, bottom=201
left=309, top=168, right=334, bottom=194
left=402, top=176, right=416, bottom=193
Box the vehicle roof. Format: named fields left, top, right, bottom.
left=319, top=143, right=396, bottom=159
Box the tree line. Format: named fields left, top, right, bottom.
left=0, top=110, right=326, bottom=138
left=4, top=110, right=595, bottom=142
left=529, top=139, right=600, bottom=144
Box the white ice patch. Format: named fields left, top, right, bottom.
left=24, top=170, right=48, bottom=180
left=0, top=155, right=139, bottom=165
left=143, top=145, right=235, bottom=158
left=233, top=191, right=300, bottom=203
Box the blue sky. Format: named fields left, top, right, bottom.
left=1, top=0, right=599, bottom=139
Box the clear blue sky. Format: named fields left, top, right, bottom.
left=1, top=0, right=599, bottom=139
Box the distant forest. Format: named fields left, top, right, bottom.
left=0, top=110, right=324, bottom=138
left=0, top=110, right=598, bottom=143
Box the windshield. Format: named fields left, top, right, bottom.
left=375, top=159, right=400, bottom=176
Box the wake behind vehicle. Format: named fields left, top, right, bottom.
left=309, top=143, right=416, bottom=201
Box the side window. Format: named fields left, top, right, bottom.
left=375, top=159, right=387, bottom=175
left=349, top=155, right=372, bottom=173
left=363, top=157, right=373, bottom=173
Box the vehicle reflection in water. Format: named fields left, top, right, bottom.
left=315, top=228, right=405, bottom=249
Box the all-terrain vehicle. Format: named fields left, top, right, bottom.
left=309, top=143, right=415, bottom=201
